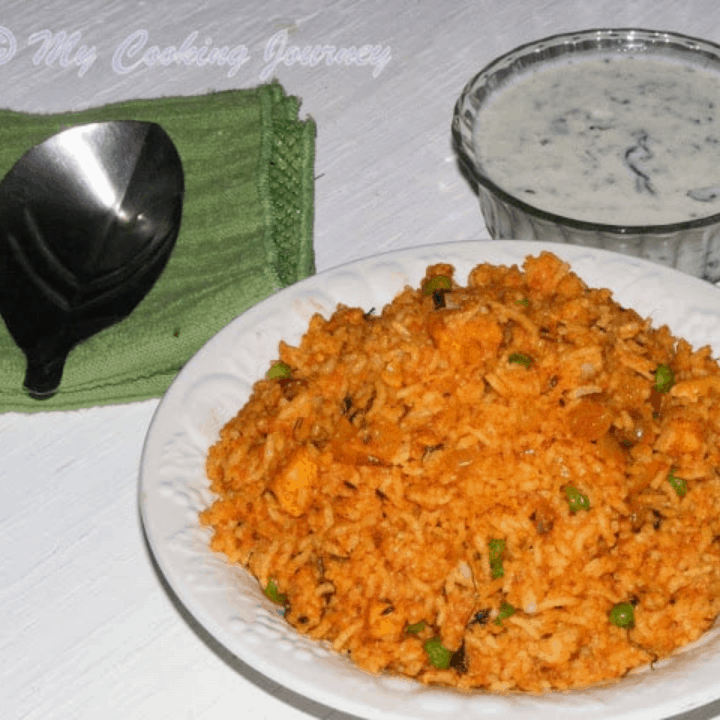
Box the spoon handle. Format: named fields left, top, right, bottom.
left=23, top=352, right=67, bottom=399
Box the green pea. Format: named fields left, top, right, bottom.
left=508, top=352, right=532, bottom=369
left=267, top=361, right=292, bottom=380
left=423, top=275, right=452, bottom=296
left=495, top=601, right=516, bottom=626
left=565, top=485, right=591, bottom=513
left=264, top=579, right=287, bottom=605
left=609, top=602, right=635, bottom=629
left=515, top=298, right=530, bottom=307
left=654, top=364, right=675, bottom=393
left=423, top=637, right=452, bottom=669
left=668, top=469, right=687, bottom=497
left=406, top=620, right=426, bottom=634
left=489, top=538, right=506, bottom=579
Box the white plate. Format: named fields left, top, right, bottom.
left=139, top=240, right=720, bottom=720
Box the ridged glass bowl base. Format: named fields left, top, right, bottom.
left=478, top=186, right=720, bottom=283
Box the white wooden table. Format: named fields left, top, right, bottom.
left=3, top=1, right=720, bottom=718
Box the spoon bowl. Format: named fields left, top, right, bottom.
left=0, top=120, right=184, bottom=399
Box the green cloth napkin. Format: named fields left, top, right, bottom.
left=0, top=83, right=316, bottom=412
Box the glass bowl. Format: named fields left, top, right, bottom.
left=452, top=28, right=720, bottom=282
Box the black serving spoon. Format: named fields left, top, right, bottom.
left=0, top=120, right=184, bottom=399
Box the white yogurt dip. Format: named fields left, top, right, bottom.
left=474, top=54, right=720, bottom=226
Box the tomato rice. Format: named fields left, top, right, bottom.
left=201, top=252, right=720, bottom=692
